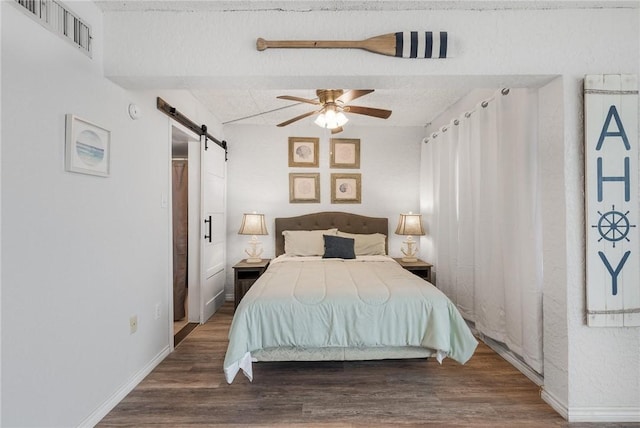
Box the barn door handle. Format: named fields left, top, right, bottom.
left=204, top=216, right=212, bottom=242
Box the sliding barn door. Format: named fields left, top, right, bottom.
left=199, top=139, right=226, bottom=323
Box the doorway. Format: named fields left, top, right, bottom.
left=168, top=121, right=227, bottom=347
left=171, top=125, right=199, bottom=345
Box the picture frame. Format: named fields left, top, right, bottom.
left=288, top=137, right=319, bottom=167
left=330, top=138, right=360, bottom=169
left=65, top=114, right=110, bottom=177
left=331, top=173, right=361, bottom=204
left=289, top=173, right=320, bottom=203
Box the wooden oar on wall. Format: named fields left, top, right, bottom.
left=256, top=31, right=451, bottom=59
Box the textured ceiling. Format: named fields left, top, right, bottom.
left=190, top=88, right=473, bottom=128
left=187, top=74, right=556, bottom=128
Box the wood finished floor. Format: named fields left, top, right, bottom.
left=99, top=303, right=638, bottom=427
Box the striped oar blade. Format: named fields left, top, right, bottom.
left=394, top=31, right=449, bottom=58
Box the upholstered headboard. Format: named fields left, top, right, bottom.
left=275, top=211, right=389, bottom=256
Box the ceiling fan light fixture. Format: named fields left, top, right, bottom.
left=314, top=108, right=348, bottom=130
left=276, top=89, right=389, bottom=131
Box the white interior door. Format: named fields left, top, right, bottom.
left=199, top=138, right=226, bottom=323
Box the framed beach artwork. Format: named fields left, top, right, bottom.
left=289, top=173, right=320, bottom=203
left=331, top=173, right=361, bottom=204
left=65, top=114, right=110, bottom=177
left=330, top=138, right=360, bottom=169
left=288, top=137, right=319, bottom=167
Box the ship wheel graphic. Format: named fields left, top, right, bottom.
left=591, top=205, right=636, bottom=248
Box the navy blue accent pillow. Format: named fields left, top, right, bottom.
left=323, top=235, right=356, bottom=259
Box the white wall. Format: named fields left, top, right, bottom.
left=0, top=2, right=223, bottom=426
left=538, top=77, right=570, bottom=411
left=103, top=8, right=637, bottom=90
left=224, top=123, right=425, bottom=296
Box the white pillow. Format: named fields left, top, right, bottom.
left=337, top=231, right=386, bottom=256
left=283, top=228, right=338, bottom=256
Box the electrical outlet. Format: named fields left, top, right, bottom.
left=129, top=315, right=138, bottom=334
left=154, top=303, right=161, bottom=320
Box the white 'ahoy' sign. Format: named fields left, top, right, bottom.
left=585, top=74, right=639, bottom=327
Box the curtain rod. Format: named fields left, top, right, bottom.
left=156, top=97, right=228, bottom=157
left=423, top=88, right=510, bottom=144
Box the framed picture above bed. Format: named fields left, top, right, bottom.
left=331, top=173, right=361, bottom=204
left=330, top=138, right=360, bottom=169
left=288, top=137, right=319, bottom=167
left=289, top=173, right=320, bottom=203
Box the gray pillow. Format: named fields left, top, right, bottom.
left=322, top=234, right=356, bottom=259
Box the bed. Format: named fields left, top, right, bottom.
left=224, top=211, right=477, bottom=383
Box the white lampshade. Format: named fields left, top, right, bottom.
left=238, top=213, right=268, bottom=236
left=335, top=112, right=348, bottom=126
left=395, top=213, right=425, bottom=236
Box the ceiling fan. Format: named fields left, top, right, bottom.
left=276, top=89, right=392, bottom=134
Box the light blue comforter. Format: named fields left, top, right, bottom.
left=224, top=256, right=477, bottom=383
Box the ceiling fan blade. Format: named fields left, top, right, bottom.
left=276, top=95, right=320, bottom=105
left=331, top=126, right=344, bottom=134
left=276, top=110, right=318, bottom=127
left=337, top=89, right=374, bottom=104
left=346, top=105, right=392, bottom=119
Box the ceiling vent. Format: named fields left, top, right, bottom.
left=14, top=0, right=92, bottom=57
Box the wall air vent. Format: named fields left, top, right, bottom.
left=14, top=0, right=92, bottom=57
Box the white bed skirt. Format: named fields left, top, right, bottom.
left=225, top=346, right=446, bottom=383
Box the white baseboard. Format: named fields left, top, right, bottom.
left=567, top=407, right=640, bottom=423
left=541, top=386, right=640, bottom=422
left=78, top=345, right=171, bottom=428
left=541, top=389, right=569, bottom=420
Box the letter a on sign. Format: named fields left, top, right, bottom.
left=584, top=74, right=639, bottom=327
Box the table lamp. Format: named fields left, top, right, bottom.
left=238, top=213, right=268, bottom=263
left=395, top=212, right=425, bottom=262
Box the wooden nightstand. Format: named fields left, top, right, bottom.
left=393, top=258, right=434, bottom=284
left=233, top=259, right=270, bottom=309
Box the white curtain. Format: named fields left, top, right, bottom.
left=421, top=89, right=543, bottom=374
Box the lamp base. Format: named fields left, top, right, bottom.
left=244, top=238, right=263, bottom=263
left=400, top=237, right=419, bottom=263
